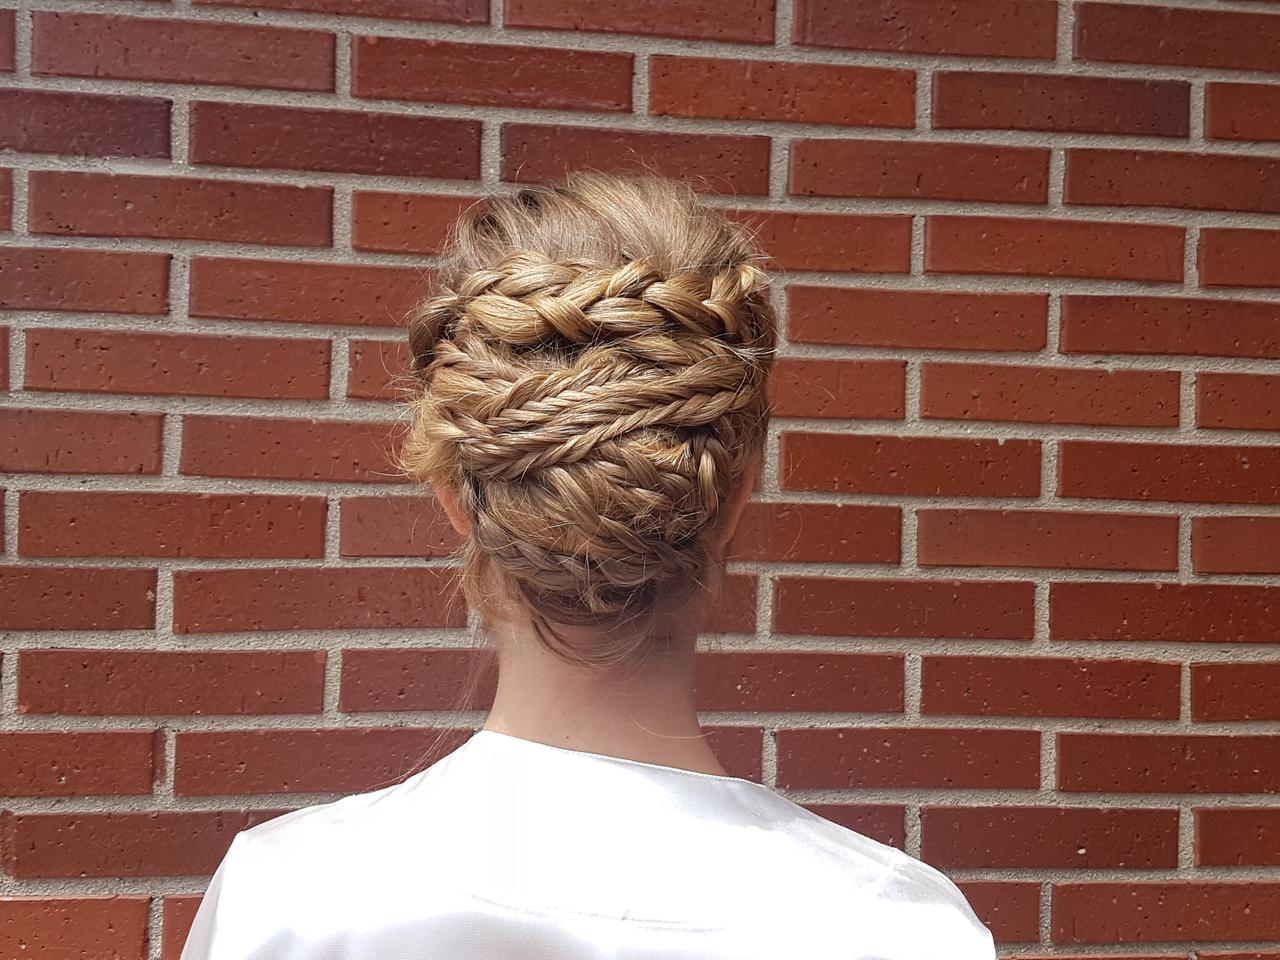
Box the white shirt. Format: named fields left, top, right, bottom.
left=181, top=728, right=996, bottom=960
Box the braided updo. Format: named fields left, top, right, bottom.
left=399, top=171, right=777, bottom=669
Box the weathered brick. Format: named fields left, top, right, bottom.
left=793, top=0, right=1056, bottom=58
left=340, top=648, right=495, bottom=712
left=503, top=123, right=771, bottom=195
left=1199, top=228, right=1280, bottom=289
left=651, top=56, right=913, bottom=127
left=173, top=567, right=464, bottom=633
left=934, top=72, right=1189, bottom=137
left=1, top=409, right=163, bottom=475
left=1058, top=733, right=1280, bottom=793
left=347, top=339, right=412, bottom=401
left=190, top=101, right=481, bottom=178
left=730, top=502, right=900, bottom=564
left=29, top=171, right=332, bottom=246
left=1207, top=82, right=1280, bottom=143
left=25, top=328, right=331, bottom=400
left=0, top=567, right=156, bottom=631
left=1196, top=809, right=1280, bottom=866
left=1053, top=882, right=1280, bottom=943
left=770, top=358, right=905, bottom=419
left=352, top=192, right=478, bottom=254
left=774, top=577, right=1035, bottom=639
left=340, top=496, right=461, bottom=558
left=791, top=140, right=1048, bottom=203
left=1059, top=440, right=1280, bottom=504
left=32, top=12, right=334, bottom=91
left=18, top=649, right=325, bottom=715
left=694, top=651, right=904, bottom=713
left=786, top=287, right=1047, bottom=351
left=1067, top=148, right=1280, bottom=215
left=777, top=727, right=1040, bottom=789
left=0, top=898, right=149, bottom=959
left=726, top=211, right=911, bottom=273
left=1193, top=516, right=1280, bottom=575
left=1076, top=2, right=1280, bottom=73
left=355, top=36, right=629, bottom=111
left=925, top=216, right=1184, bottom=282
left=190, top=258, right=425, bottom=328
left=781, top=432, right=1040, bottom=497
left=0, top=247, right=168, bottom=314
left=0, top=89, right=169, bottom=158
left=1193, top=662, right=1280, bottom=721
left=1198, top=372, right=1280, bottom=431
left=1052, top=581, right=1280, bottom=644
left=0, top=731, right=155, bottom=796
left=194, top=0, right=486, bottom=21
left=505, top=0, right=774, bottom=44
left=923, top=654, right=1181, bottom=719
left=1062, top=295, right=1280, bottom=360
left=918, top=509, right=1178, bottom=572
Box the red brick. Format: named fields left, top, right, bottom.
left=791, top=139, right=1048, bottom=204
left=174, top=727, right=470, bottom=795
left=1207, top=82, right=1280, bottom=143
left=190, top=101, right=480, bottom=178
left=194, top=0, right=486, bottom=22
left=923, top=654, right=1181, bottom=719
left=1194, top=516, right=1280, bottom=575
left=340, top=648, right=495, bottom=712
left=1199, top=228, right=1280, bottom=289
left=1053, top=581, right=1280, bottom=644
left=786, top=287, right=1047, bottom=351
left=25, top=328, right=331, bottom=400
left=0, top=731, right=155, bottom=796
left=730, top=502, right=900, bottom=564
left=181, top=415, right=406, bottom=484
left=0, top=168, right=11, bottom=228
left=1, top=810, right=285, bottom=877
left=781, top=432, right=1040, bottom=497
left=695, top=651, right=903, bottom=713
left=1076, top=2, right=1280, bottom=73
left=918, top=509, right=1178, bottom=572
left=1053, top=882, right=1280, bottom=943
left=1059, top=440, right=1280, bottom=504
left=1198, top=372, right=1280, bottom=431
left=352, top=192, right=479, bottom=254
left=505, top=0, right=774, bottom=44
left=1194, top=662, right=1280, bottom=721
left=725, top=211, right=911, bottom=273
left=1, top=409, right=162, bottom=475
left=922, top=362, right=1179, bottom=428
left=19, top=649, right=325, bottom=715
left=354, top=36, right=630, bottom=112
left=708, top=574, right=757, bottom=635
left=173, top=567, right=464, bottom=633
left=926, top=216, right=1184, bottom=282
left=959, top=882, right=1041, bottom=944
left=651, top=56, right=912, bottom=127
left=774, top=577, right=1035, bottom=639
left=0, top=89, right=169, bottom=158
left=1197, top=809, right=1280, bottom=866
left=803, top=805, right=905, bottom=848
left=190, top=257, right=424, bottom=328
left=502, top=123, right=770, bottom=196
left=923, top=806, right=1178, bottom=869
left=770, top=358, right=905, bottom=419
left=792, top=0, right=1055, bottom=58
left=0, top=10, right=12, bottom=71
left=1067, top=148, right=1280, bottom=215
left=1062, top=295, right=1280, bottom=360
left=0, top=247, right=168, bottom=314
left=32, top=13, right=333, bottom=91
left=348, top=339, right=411, bottom=401
left=776, top=727, right=1040, bottom=789
left=163, top=897, right=202, bottom=960
left=29, top=171, right=332, bottom=246
left=0, top=898, right=149, bottom=959
left=340, top=495, right=461, bottom=558
left=934, top=72, right=1189, bottom=137
left=1059, top=733, right=1280, bottom=793
left=0, top=567, right=155, bottom=631
left=20, top=491, right=325, bottom=559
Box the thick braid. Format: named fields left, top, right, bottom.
left=399, top=172, right=778, bottom=669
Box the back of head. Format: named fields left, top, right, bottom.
left=400, top=171, right=777, bottom=669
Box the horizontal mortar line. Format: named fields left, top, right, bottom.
left=777, top=344, right=1280, bottom=372
left=725, top=560, right=1280, bottom=585
left=0, top=393, right=416, bottom=420
left=0, top=313, right=424, bottom=341
left=14, top=0, right=1280, bottom=79
left=770, top=417, right=1280, bottom=445
left=0, top=234, right=443, bottom=268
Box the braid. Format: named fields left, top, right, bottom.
left=399, top=172, right=777, bottom=669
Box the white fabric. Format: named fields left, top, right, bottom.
left=181, top=729, right=996, bottom=960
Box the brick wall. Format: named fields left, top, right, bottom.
left=2, top=0, right=1280, bottom=956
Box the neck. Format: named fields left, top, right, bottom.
left=480, top=616, right=727, bottom=778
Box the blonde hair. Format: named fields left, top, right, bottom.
left=398, top=171, right=777, bottom=670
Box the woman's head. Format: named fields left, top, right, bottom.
left=400, top=171, right=777, bottom=670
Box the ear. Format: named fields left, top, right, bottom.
left=707, top=456, right=759, bottom=552
left=432, top=479, right=472, bottom=537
